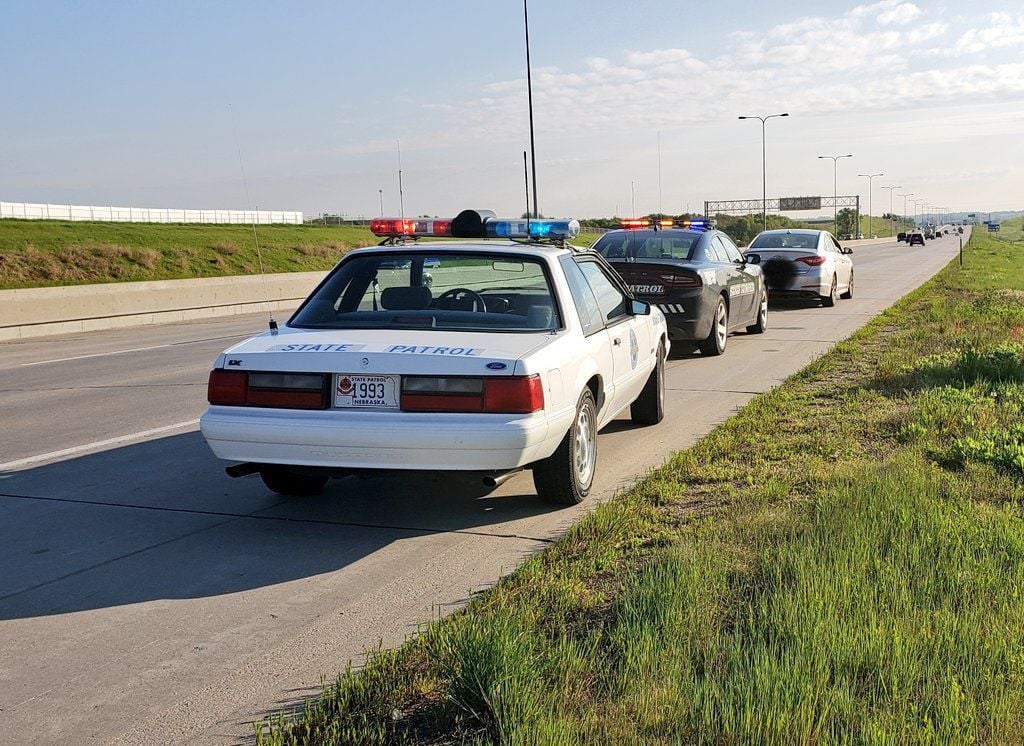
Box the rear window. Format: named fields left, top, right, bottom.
left=748, top=233, right=819, bottom=250
left=592, top=230, right=699, bottom=261
left=289, top=252, right=560, bottom=332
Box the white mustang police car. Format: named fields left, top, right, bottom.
left=200, top=210, right=668, bottom=505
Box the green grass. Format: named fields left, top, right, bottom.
left=255, top=225, right=1024, bottom=743
left=0, top=219, right=377, bottom=289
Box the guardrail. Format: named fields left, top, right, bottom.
left=0, top=201, right=303, bottom=224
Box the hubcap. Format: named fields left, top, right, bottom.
left=760, top=295, right=768, bottom=323
left=716, top=304, right=727, bottom=347
left=574, top=404, right=596, bottom=485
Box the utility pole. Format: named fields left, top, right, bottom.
left=819, top=154, right=853, bottom=236
left=739, top=112, right=789, bottom=231
left=524, top=0, right=539, bottom=218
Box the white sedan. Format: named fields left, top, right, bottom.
left=744, top=228, right=854, bottom=306
left=200, top=212, right=668, bottom=505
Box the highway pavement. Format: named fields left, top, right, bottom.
left=0, top=233, right=964, bottom=742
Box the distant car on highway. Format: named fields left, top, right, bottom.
left=200, top=210, right=668, bottom=506
left=591, top=219, right=768, bottom=356
left=897, top=232, right=908, bottom=243
left=908, top=232, right=926, bottom=246
left=745, top=229, right=854, bottom=307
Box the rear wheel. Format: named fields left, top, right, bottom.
left=840, top=271, right=854, bottom=299
left=631, top=342, right=665, bottom=425
left=698, top=297, right=728, bottom=356
left=260, top=467, right=329, bottom=497
left=746, top=287, right=768, bottom=333
left=534, top=389, right=597, bottom=506
left=821, top=275, right=838, bottom=307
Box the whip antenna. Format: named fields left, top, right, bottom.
left=523, top=150, right=531, bottom=234
left=231, top=119, right=277, bottom=334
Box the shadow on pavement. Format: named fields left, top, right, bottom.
left=0, top=431, right=557, bottom=621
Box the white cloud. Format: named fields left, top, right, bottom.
left=953, top=12, right=1024, bottom=55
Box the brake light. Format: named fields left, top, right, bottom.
left=207, top=369, right=326, bottom=409
left=400, top=375, right=543, bottom=413
left=795, top=255, right=826, bottom=266
left=484, top=376, right=544, bottom=413
left=208, top=369, right=248, bottom=405
left=660, top=272, right=702, bottom=288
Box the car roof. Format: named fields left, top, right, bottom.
left=756, top=229, right=822, bottom=236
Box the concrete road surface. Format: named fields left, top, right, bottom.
left=0, top=234, right=964, bottom=743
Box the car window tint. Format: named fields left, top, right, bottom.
left=749, top=233, right=819, bottom=249
left=559, top=255, right=604, bottom=335
left=720, top=235, right=744, bottom=263
left=707, top=237, right=729, bottom=263
left=577, top=260, right=629, bottom=323
left=592, top=231, right=698, bottom=261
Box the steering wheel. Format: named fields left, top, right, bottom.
left=435, top=287, right=487, bottom=312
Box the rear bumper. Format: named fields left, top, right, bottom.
left=651, top=295, right=709, bottom=341
left=200, top=406, right=571, bottom=471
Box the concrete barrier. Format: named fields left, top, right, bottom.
left=0, top=272, right=327, bottom=342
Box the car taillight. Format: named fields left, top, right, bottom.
left=208, top=369, right=248, bottom=405
left=484, top=376, right=544, bottom=413
left=207, top=369, right=326, bottom=409
left=659, top=272, right=702, bottom=288
left=795, top=255, right=826, bottom=266
left=400, top=375, right=543, bottom=413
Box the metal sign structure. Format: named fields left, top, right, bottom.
left=704, top=195, right=860, bottom=234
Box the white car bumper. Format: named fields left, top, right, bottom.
left=199, top=406, right=572, bottom=471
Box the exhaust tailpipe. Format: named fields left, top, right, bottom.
left=225, top=462, right=261, bottom=478
left=482, top=470, right=521, bottom=488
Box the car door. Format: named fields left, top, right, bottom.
left=828, top=233, right=853, bottom=291
left=719, top=234, right=757, bottom=322
left=559, top=255, right=616, bottom=417
left=708, top=235, right=748, bottom=326
left=576, top=258, right=650, bottom=422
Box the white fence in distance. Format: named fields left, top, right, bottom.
left=0, top=201, right=303, bottom=225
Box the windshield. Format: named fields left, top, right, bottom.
left=592, top=230, right=699, bottom=261
left=749, top=232, right=819, bottom=250
left=289, top=251, right=560, bottom=332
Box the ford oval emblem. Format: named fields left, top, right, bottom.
left=486, top=361, right=507, bottom=370
left=360, top=357, right=370, bottom=368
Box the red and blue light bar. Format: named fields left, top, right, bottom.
left=620, top=218, right=713, bottom=230
left=371, top=212, right=580, bottom=240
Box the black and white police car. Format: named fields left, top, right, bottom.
left=200, top=210, right=669, bottom=506
left=591, top=219, right=767, bottom=356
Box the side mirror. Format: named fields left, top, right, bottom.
left=841, top=247, right=853, bottom=255
left=631, top=299, right=651, bottom=316
left=745, top=253, right=761, bottom=264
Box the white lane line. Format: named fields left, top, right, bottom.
left=0, top=419, right=199, bottom=471
left=20, top=343, right=174, bottom=367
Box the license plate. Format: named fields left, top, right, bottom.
left=628, top=284, right=666, bottom=295
left=335, top=374, right=400, bottom=409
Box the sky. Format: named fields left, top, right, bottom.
left=2, top=0, right=1023, bottom=219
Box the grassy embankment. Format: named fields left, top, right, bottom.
left=257, top=220, right=1024, bottom=743
left=0, top=220, right=604, bottom=290
left=0, top=220, right=376, bottom=290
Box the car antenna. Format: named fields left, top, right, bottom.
left=230, top=108, right=277, bottom=334
left=523, top=150, right=531, bottom=236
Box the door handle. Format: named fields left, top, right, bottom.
left=613, top=337, right=622, bottom=346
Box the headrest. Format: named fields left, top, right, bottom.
left=380, top=285, right=432, bottom=310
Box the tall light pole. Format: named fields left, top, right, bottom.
left=912, top=198, right=925, bottom=227
left=898, top=192, right=914, bottom=230
left=523, top=0, right=539, bottom=218
left=739, top=112, right=789, bottom=231
left=858, top=173, right=883, bottom=239
left=378, top=189, right=383, bottom=217
left=882, top=185, right=901, bottom=237
left=819, top=154, right=853, bottom=236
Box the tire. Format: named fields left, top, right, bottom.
left=840, top=271, right=854, bottom=299
left=746, top=287, right=768, bottom=334
left=631, top=342, right=665, bottom=425
left=533, top=389, right=598, bottom=506
left=821, top=275, right=838, bottom=307
left=259, top=467, right=329, bottom=497
left=698, top=297, right=728, bottom=356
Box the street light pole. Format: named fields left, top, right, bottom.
left=858, top=173, right=883, bottom=239
left=739, top=112, right=789, bottom=232
left=882, top=185, right=901, bottom=237
left=378, top=189, right=383, bottom=217
left=818, top=154, right=853, bottom=236
left=898, top=193, right=914, bottom=231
